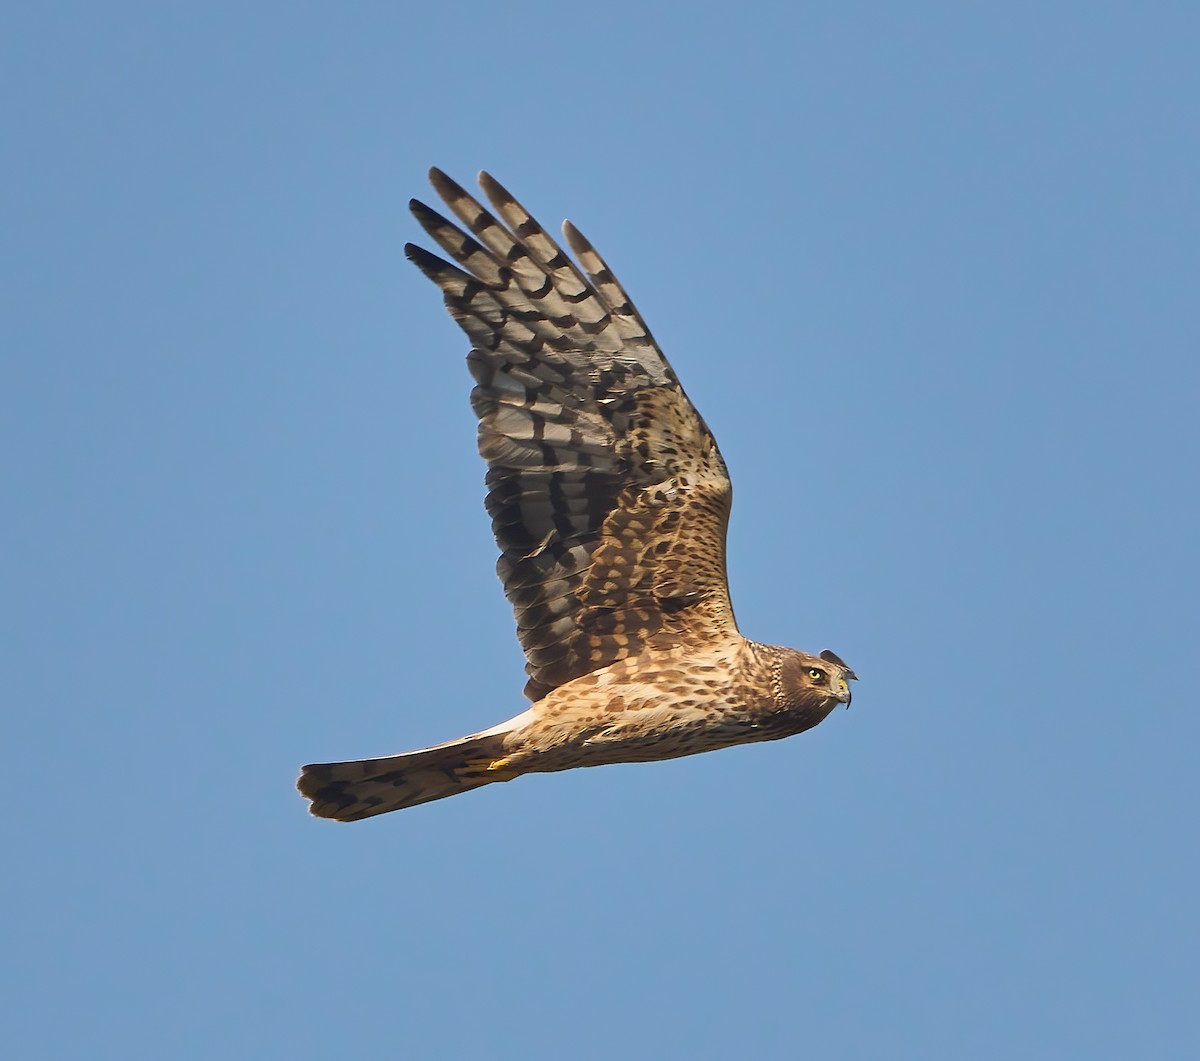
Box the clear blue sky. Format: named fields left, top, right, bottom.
left=5, top=3, right=1197, bottom=1058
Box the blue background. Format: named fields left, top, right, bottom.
left=5, top=3, right=1197, bottom=1058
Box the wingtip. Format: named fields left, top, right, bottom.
left=404, top=241, right=439, bottom=274
left=478, top=171, right=522, bottom=214
left=819, top=648, right=858, bottom=681
left=428, top=167, right=465, bottom=202
left=408, top=197, right=437, bottom=224
left=562, top=219, right=589, bottom=256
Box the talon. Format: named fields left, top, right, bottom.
left=457, top=755, right=519, bottom=782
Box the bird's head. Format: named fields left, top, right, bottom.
left=781, top=648, right=858, bottom=708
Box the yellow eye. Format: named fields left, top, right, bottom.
left=808, top=668, right=826, bottom=683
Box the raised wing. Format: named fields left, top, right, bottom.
left=407, top=170, right=737, bottom=701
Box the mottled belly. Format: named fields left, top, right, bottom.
left=516, top=699, right=807, bottom=774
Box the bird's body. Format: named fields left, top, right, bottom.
left=298, top=169, right=857, bottom=821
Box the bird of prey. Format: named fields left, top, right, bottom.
left=297, top=169, right=857, bottom=821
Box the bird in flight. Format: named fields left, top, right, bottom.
left=297, top=169, right=857, bottom=821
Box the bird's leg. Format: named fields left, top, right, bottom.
left=456, top=755, right=520, bottom=782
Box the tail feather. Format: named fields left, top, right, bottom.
left=298, top=731, right=515, bottom=821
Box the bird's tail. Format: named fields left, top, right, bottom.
left=297, top=730, right=521, bottom=821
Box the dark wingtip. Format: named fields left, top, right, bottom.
left=478, top=171, right=521, bottom=216
left=408, top=198, right=444, bottom=232
left=429, top=166, right=467, bottom=203
left=820, top=649, right=858, bottom=681
left=562, top=219, right=587, bottom=252
left=404, top=241, right=443, bottom=275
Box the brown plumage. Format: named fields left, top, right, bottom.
left=297, top=169, right=857, bottom=821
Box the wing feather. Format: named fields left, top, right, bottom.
left=407, top=169, right=737, bottom=701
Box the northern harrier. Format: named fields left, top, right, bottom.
left=298, top=170, right=857, bottom=821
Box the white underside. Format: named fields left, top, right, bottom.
left=475, top=707, right=537, bottom=738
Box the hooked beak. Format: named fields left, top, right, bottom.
left=834, top=677, right=853, bottom=707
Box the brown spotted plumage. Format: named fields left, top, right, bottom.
left=297, top=169, right=857, bottom=821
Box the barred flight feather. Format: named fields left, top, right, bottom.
left=404, top=169, right=737, bottom=700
